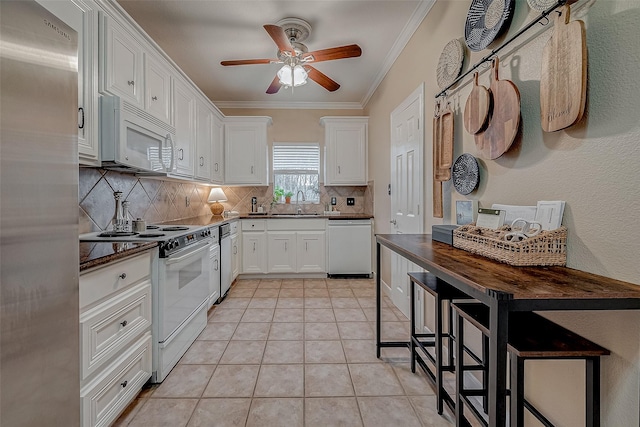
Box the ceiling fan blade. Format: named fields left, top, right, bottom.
left=304, top=66, right=340, bottom=92
left=266, top=74, right=282, bottom=94
left=264, top=24, right=295, bottom=55
left=221, top=58, right=276, bottom=66
left=303, top=44, right=362, bottom=63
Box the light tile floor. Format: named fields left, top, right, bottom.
left=114, top=278, right=455, bottom=427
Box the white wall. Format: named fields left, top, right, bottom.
left=365, top=0, right=640, bottom=425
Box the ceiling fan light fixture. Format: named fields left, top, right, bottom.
left=277, top=64, right=308, bottom=87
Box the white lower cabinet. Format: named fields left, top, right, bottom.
left=297, top=231, right=326, bottom=272
left=81, top=333, right=152, bottom=427
left=241, top=219, right=327, bottom=275
left=242, top=219, right=267, bottom=273
left=267, top=232, right=297, bottom=273
left=242, top=232, right=267, bottom=273
left=80, top=251, right=153, bottom=427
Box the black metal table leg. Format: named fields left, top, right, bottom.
left=376, top=241, right=381, bottom=358
left=488, top=297, right=509, bottom=427
left=509, top=354, right=525, bottom=427
left=455, top=309, right=465, bottom=427
left=435, top=293, right=444, bottom=414
left=586, top=357, right=600, bottom=427
left=410, top=278, right=416, bottom=373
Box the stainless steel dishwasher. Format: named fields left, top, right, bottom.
left=327, top=219, right=372, bottom=277
left=219, top=223, right=232, bottom=301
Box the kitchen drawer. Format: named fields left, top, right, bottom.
left=229, top=220, right=239, bottom=234
left=80, top=281, right=151, bottom=380
left=242, top=219, right=266, bottom=231
left=80, top=251, right=152, bottom=309
left=267, top=218, right=326, bottom=231
left=81, top=333, right=152, bottom=427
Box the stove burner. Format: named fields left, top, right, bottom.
left=146, top=225, right=160, bottom=230
left=98, top=231, right=139, bottom=237
left=161, top=226, right=189, bottom=231
left=137, top=233, right=166, bottom=238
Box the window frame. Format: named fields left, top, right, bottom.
left=272, top=142, right=321, bottom=204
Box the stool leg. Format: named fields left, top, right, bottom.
left=435, top=295, right=444, bottom=414
left=455, top=310, right=465, bottom=427
left=448, top=301, right=455, bottom=368
left=410, top=279, right=416, bottom=373
left=482, top=333, right=490, bottom=412
left=586, top=357, right=601, bottom=427
left=510, top=354, right=525, bottom=427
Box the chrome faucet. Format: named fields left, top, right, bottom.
left=296, top=190, right=305, bottom=215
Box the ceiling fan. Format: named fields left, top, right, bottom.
left=220, top=18, right=362, bottom=94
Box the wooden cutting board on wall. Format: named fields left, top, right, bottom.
left=474, top=58, right=521, bottom=160
left=540, top=4, right=587, bottom=132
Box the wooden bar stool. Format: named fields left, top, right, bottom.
left=408, top=272, right=473, bottom=414
left=452, top=302, right=610, bottom=427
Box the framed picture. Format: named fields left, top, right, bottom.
left=456, top=200, right=477, bottom=225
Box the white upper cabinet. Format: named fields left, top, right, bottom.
left=195, top=98, right=213, bottom=181
left=144, top=53, right=171, bottom=124
left=38, top=0, right=100, bottom=166
left=321, top=116, right=369, bottom=186
left=211, top=114, right=224, bottom=185
left=171, top=77, right=195, bottom=177
left=224, top=117, right=272, bottom=186
left=102, top=15, right=144, bottom=107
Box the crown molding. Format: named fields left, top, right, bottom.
left=360, top=0, right=435, bottom=108
left=213, top=100, right=364, bottom=110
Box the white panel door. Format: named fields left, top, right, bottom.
left=389, top=85, right=424, bottom=318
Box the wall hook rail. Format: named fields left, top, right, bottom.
left=435, top=0, right=568, bottom=99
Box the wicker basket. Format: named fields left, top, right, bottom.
left=453, top=224, right=567, bottom=266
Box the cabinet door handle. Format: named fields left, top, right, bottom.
left=78, top=107, right=84, bottom=129
left=284, top=241, right=287, bottom=251
left=233, top=246, right=237, bottom=254
left=250, top=166, right=254, bottom=174
left=120, top=320, right=128, bottom=327
left=253, top=242, right=256, bottom=252
left=199, top=156, right=204, bottom=166
left=214, top=259, right=219, bottom=270
left=305, top=242, right=308, bottom=251
left=214, top=163, right=219, bottom=172
left=338, top=166, right=341, bottom=174
left=152, top=96, right=158, bottom=101
left=127, top=80, right=134, bottom=86
left=119, top=273, right=127, bottom=279
left=120, top=380, right=128, bottom=388
left=178, top=148, right=184, bottom=160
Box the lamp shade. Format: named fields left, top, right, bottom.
left=277, top=64, right=308, bottom=87
left=207, top=187, right=227, bottom=215
left=207, top=187, right=227, bottom=202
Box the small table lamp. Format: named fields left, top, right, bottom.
left=207, top=187, right=227, bottom=215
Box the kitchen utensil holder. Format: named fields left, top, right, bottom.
left=453, top=224, right=567, bottom=266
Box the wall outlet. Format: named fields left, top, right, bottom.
left=347, top=197, right=355, bottom=206
left=185, top=196, right=190, bottom=207
left=331, top=197, right=337, bottom=205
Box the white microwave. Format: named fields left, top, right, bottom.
left=100, top=95, right=176, bottom=174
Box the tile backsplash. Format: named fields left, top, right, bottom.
left=79, top=168, right=374, bottom=234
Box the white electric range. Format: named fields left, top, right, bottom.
left=80, top=223, right=215, bottom=382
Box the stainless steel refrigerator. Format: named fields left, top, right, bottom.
left=1, top=1, right=79, bottom=426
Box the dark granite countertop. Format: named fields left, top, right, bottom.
left=80, top=241, right=157, bottom=273
left=239, top=213, right=374, bottom=220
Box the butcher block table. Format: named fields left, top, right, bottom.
left=375, top=234, right=640, bottom=427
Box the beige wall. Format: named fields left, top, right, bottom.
left=365, top=0, right=640, bottom=425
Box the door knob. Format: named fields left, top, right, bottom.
left=390, top=219, right=397, bottom=225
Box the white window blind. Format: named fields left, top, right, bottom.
left=273, top=144, right=320, bottom=173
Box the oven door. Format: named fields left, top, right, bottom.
left=157, top=241, right=210, bottom=341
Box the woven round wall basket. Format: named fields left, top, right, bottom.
left=464, top=0, right=515, bottom=52
left=436, top=39, right=465, bottom=89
